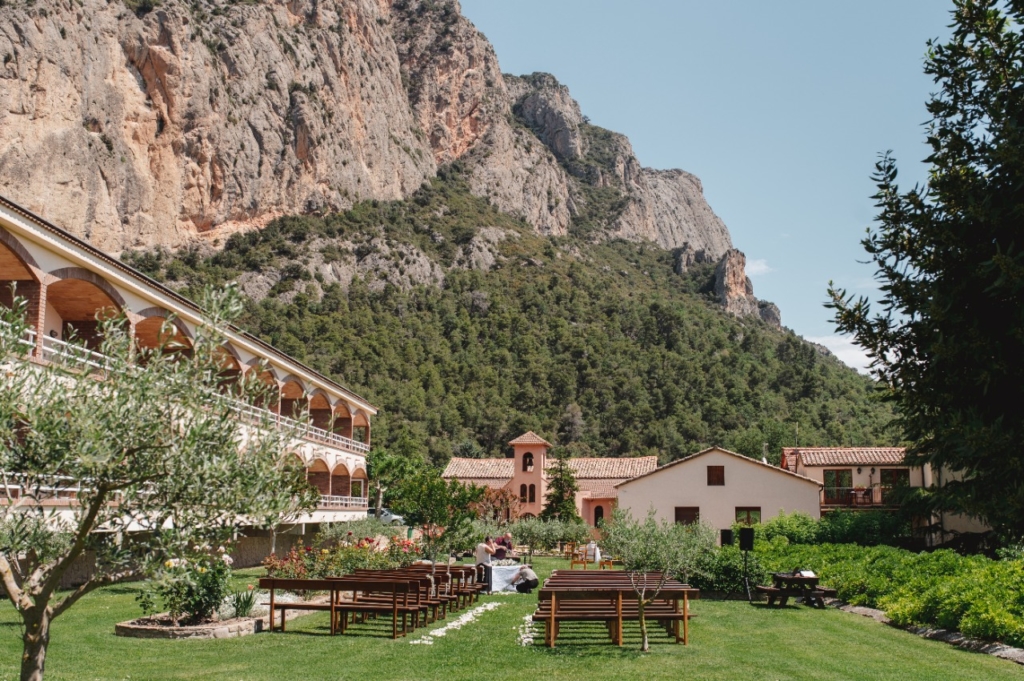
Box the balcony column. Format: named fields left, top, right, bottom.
left=20, top=279, right=47, bottom=358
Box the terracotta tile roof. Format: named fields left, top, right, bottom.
left=455, top=477, right=510, bottom=490
left=576, top=479, right=624, bottom=499
left=569, top=456, right=659, bottom=479
left=442, top=457, right=514, bottom=480
left=616, top=447, right=822, bottom=488
left=508, top=431, right=553, bottom=447
left=784, top=447, right=907, bottom=467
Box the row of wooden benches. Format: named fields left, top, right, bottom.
left=532, top=570, right=699, bottom=647
left=258, top=565, right=486, bottom=638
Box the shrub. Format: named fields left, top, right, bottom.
left=141, top=550, right=233, bottom=625
left=691, top=545, right=769, bottom=594
left=756, top=541, right=1024, bottom=646
left=229, top=586, right=258, bottom=618
left=750, top=510, right=913, bottom=547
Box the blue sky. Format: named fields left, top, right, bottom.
left=459, top=1, right=954, bottom=372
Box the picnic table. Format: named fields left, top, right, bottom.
left=755, top=572, right=836, bottom=608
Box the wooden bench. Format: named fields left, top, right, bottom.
left=531, top=578, right=697, bottom=648
left=257, top=578, right=345, bottom=635
left=328, top=578, right=417, bottom=639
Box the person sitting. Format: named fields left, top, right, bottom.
left=514, top=565, right=539, bottom=594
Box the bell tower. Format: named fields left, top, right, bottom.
left=508, top=431, right=552, bottom=517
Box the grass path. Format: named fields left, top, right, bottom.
left=0, top=558, right=1020, bottom=680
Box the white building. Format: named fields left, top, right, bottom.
left=616, top=447, right=821, bottom=539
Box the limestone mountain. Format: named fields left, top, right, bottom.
left=0, top=0, right=774, bottom=322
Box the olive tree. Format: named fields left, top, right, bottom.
left=0, top=287, right=316, bottom=681
left=601, top=508, right=716, bottom=651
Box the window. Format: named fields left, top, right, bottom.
left=523, top=452, right=534, bottom=472
left=735, top=507, right=761, bottom=525
left=674, top=507, right=700, bottom=525
left=594, top=505, right=604, bottom=526
left=823, top=469, right=853, bottom=504
left=528, top=484, right=536, bottom=503
left=707, top=466, right=725, bottom=486
left=350, top=480, right=364, bottom=498
left=519, top=484, right=527, bottom=503
left=880, top=468, right=911, bottom=504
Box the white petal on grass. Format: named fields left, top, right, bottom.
left=409, top=601, right=505, bottom=645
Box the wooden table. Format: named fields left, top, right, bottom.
left=765, top=572, right=826, bottom=608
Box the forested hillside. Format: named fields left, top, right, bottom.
left=125, top=171, right=895, bottom=466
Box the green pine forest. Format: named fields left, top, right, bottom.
left=123, top=167, right=895, bottom=467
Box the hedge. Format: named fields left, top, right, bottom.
left=759, top=539, right=1024, bottom=646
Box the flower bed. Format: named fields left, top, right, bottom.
left=115, top=615, right=263, bottom=640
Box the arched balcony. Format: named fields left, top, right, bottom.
left=0, top=231, right=41, bottom=353
left=306, top=459, right=331, bottom=495
left=134, top=311, right=193, bottom=359
left=279, top=377, right=308, bottom=420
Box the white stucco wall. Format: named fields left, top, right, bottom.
left=617, top=448, right=821, bottom=534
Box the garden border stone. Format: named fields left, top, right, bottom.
left=115, top=597, right=328, bottom=640
left=828, top=599, right=1024, bottom=666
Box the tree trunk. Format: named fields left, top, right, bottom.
left=374, top=486, right=384, bottom=519
left=637, top=597, right=649, bottom=652
left=21, top=607, right=50, bottom=681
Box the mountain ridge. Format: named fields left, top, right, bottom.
left=0, top=0, right=732, bottom=260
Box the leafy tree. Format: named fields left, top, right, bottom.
left=540, top=448, right=580, bottom=522
left=828, top=0, right=1024, bottom=536
left=367, top=432, right=424, bottom=517
left=0, top=288, right=315, bottom=681
left=601, top=508, right=716, bottom=651
left=391, top=469, right=483, bottom=581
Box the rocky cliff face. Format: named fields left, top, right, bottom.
left=0, top=0, right=736, bottom=260
left=713, top=249, right=781, bottom=327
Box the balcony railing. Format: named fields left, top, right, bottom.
left=221, top=396, right=370, bottom=454
left=5, top=326, right=370, bottom=456
left=0, top=319, right=36, bottom=353
left=40, top=334, right=120, bottom=372
left=821, top=486, right=898, bottom=507
left=319, top=494, right=369, bottom=509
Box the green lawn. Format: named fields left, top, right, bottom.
left=0, top=558, right=1019, bottom=680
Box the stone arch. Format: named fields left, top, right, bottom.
left=593, top=504, right=604, bottom=527
left=47, top=267, right=127, bottom=311
left=308, top=389, right=334, bottom=431
left=0, top=226, right=41, bottom=281
left=350, top=466, right=369, bottom=498
left=351, top=408, right=371, bottom=444
left=134, top=307, right=193, bottom=356
left=279, top=374, right=308, bottom=420
left=330, top=461, right=351, bottom=497
left=45, top=267, right=127, bottom=349
left=522, top=452, right=534, bottom=473
left=306, top=457, right=331, bottom=495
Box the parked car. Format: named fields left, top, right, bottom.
left=367, top=508, right=406, bottom=525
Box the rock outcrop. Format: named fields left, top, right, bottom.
left=0, top=0, right=740, bottom=262
left=713, top=249, right=781, bottom=327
